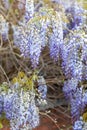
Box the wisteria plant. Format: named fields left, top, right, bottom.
left=0, top=0, right=87, bottom=130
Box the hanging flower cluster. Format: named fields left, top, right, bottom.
left=37, top=76, right=47, bottom=105
left=0, top=14, right=8, bottom=41
left=61, top=1, right=87, bottom=129
left=0, top=72, right=42, bottom=130
left=25, top=0, right=34, bottom=22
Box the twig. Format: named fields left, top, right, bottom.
left=0, top=65, right=10, bottom=84
left=40, top=111, right=61, bottom=130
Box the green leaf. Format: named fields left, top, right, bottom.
left=0, top=122, right=3, bottom=129
left=9, top=0, right=14, bottom=3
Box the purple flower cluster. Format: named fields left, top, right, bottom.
left=12, top=25, right=30, bottom=58
left=28, top=30, right=42, bottom=68
left=63, top=80, right=87, bottom=123
left=73, top=117, right=84, bottom=130
left=25, top=0, right=34, bottom=22
left=66, top=3, right=84, bottom=30
left=27, top=92, right=39, bottom=128
left=62, top=27, right=86, bottom=81
left=13, top=23, right=43, bottom=68
left=0, top=95, right=3, bottom=117
left=0, top=82, right=40, bottom=130
left=63, top=78, right=78, bottom=99
left=37, top=76, right=47, bottom=100
left=4, top=91, right=14, bottom=120
left=49, top=15, right=63, bottom=61
left=70, top=87, right=83, bottom=120
left=10, top=90, right=39, bottom=130
left=0, top=14, right=8, bottom=41
left=38, top=84, right=47, bottom=100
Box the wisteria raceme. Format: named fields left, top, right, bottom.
left=27, top=26, right=42, bottom=68
left=62, top=31, right=84, bottom=81
left=0, top=83, right=9, bottom=117
left=29, top=42, right=42, bottom=68
left=66, top=2, right=84, bottom=30
left=13, top=23, right=42, bottom=68
left=63, top=79, right=87, bottom=125
left=38, top=85, right=47, bottom=100
left=38, top=76, right=47, bottom=100
left=0, top=14, right=8, bottom=41
left=10, top=90, right=39, bottom=130
left=10, top=92, right=20, bottom=130
left=62, top=48, right=77, bottom=79
left=4, top=90, right=14, bottom=120
left=19, top=90, right=39, bottom=128
left=40, top=27, right=47, bottom=49
left=0, top=95, right=3, bottom=117
left=63, top=78, right=78, bottom=99
left=12, top=25, right=30, bottom=57
left=27, top=92, right=39, bottom=128
left=73, top=57, right=83, bottom=81
left=49, top=14, right=63, bottom=61
left=40, top=19, right=50, bottom=49
left=25, top=0, right=34, bottom=22
left=70, top=87, right=83, bottom=120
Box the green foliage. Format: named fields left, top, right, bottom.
left=0, top=122, right=3, bottom=129
left=9, top=0, right=14, bottom=4
left=83, top=112, right=87, bottom=122
left=0, top=113, right=10, bottom=129
left=78, top=0, right=87, bottom=9
left=12, top=71, right=38, bottom=91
